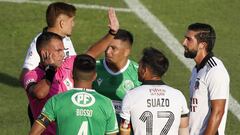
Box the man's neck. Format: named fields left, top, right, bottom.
left=106, top=58, right=128, bottom=73
left=74, top=82, right=92, bottom=89
left=194, top=51, right=208, bottom=66
left=47, top=27, right=65, bottom=37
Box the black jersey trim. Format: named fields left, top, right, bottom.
left=208, top=57, right=217, bottom=68
left=196, top=52, right=214, bottom=72
left=181, top=113, right=189, bottom=118
left=142, top=80, right=165, bottom=85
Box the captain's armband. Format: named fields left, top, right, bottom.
left=36, top=113, right=51, bottom=128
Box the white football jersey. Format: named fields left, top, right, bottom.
left=120, top=80, right=189, bottom=135
left=189, top=55, right=229, bottom=135
left=22, top=33, right=76, bottom=70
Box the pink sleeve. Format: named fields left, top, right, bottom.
left=23, top=69, right=44, bottom=90
left=62, top=55, right=76, bottom=70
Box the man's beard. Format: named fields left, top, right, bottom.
left=184, top=49, right=197, bottom=59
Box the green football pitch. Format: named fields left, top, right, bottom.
left=0, top=0, right=239, bottom=134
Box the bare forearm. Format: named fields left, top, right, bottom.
left=32, top=79, right=51, bottom=99
left=204, top=110, right=224, bottom=135
left=86, top=33, right=115, bottom=58
left=29, top=121, right=45, bottom=135
left=204, top=99, right=225, bottom=135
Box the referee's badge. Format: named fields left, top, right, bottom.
left=194, top=78, right=200, bottom=90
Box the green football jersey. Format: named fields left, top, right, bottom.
left=93, top=59, right=141, bottom=100
left=41, top=88, right=119, bottom=135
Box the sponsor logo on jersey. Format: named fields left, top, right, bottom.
left=149, top=88, right=165, bottom=96
left=63, top=78, right=73, bottom=90
left=97, top=78, right=103, bottom=86
left=71, top=92, right=95, bottom=107
left=123, top=80, right=134, bottom=90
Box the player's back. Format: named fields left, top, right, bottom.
left=43, top=89, right=118, bottom=135
left=121, top=81, right=189, bottom=135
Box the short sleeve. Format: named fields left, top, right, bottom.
left=63, top=37, right=76, bottom=57
left=41, top=97, right=56, bottom=122
left=179, top=92, right=189, bottom=116
left=207, top=68, right=230, bottom=100
left=120, top=92, right=131, bottom=121
left=106, top=101, right=119, bottom=134
left=23, top=34, right=41, bottom=70
left=23, top=70, right=38, bottom=90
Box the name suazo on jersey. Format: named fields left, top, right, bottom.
left=120, top=81, right=189, bottom=135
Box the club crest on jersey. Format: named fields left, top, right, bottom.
left=63, top=78, right=73, bottom=90
left=194, top=78, right=200, bottom=90
left=71, top=92, right=95, bottom=107
left=123, top=80, right=134, bottom=90
left=97, top=78, right=103, bottom=86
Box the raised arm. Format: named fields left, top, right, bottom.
left=86, top=8, right=119, bottom=58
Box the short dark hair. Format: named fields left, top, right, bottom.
left=73, top=54, right=96, bottom=81
left=188, top=23, right=216, bottom=52
left=46, top=2, right=76, bottom=27
left=140, top=47, right=169, bottom=77
left=36, top=32, right=62, bottom=55
left=114, top=29, right=134, bottom=46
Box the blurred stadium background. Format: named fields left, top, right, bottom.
left=0, top=0, right=239, bottom=134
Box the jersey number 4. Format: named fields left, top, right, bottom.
left=78, top=121, right=88, bottom=135
left=139, top=111, right=175, bottom=135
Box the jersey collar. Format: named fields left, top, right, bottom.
left=103, top=58, right=130, bottom=75
left=142, top=80, right=165, bottom=85
left=196, top=52, right=214, bottom=72
left=72, top=88, right=95, bottom=92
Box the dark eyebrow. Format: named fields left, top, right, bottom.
left=184, top=36, right=192, bottom=40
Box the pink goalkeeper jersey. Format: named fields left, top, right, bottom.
left=23, top=55, right=76, bottom=135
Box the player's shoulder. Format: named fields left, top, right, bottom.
left=96, top=59, right=104, bottom=65
left=206, top=57, right=225, bottom=69
left=206, top=57, right=229, bottom=76
left=96, top=59, right=105, bottom=70
left=94, top=91, right=112, bottom=102
left=163, top=85, right=184, bottom=95
left=129, top=59, right=139, bottom=68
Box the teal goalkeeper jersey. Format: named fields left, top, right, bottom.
left=93, top=59, right=141, bottom=100
left=41, top=88, right=119, bottom=135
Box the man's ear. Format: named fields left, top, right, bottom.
left=59, top=19, right=64, bottom=29
left=92, top=72, right=97, bottom=81
left=40, top=50, right=46, bottom=62
left=199, top=42, right=207, bottom=50
left=124, top=48, right=130, bottom=57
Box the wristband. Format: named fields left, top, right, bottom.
left=109, top=29, right=117, bottom=36
left=44, top=65, right=56, bottom=83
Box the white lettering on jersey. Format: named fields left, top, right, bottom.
left=71, top=92, right=96, bottom=107
left=76, top=109, right=93, bottom=117
left=112, top=100, right=122, bottom=114
left=97, top=78, right=103, bottom=86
